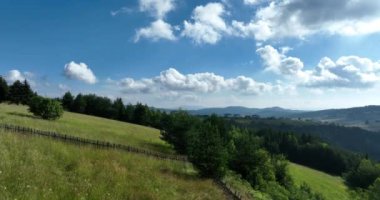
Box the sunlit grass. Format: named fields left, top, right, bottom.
left=289, top=163, right=350, bottom=200
left=0, top=104, right=225, bottom=199
left=0, top=131, right=224, bottom=200
left=0, top=103, right=172, bottom=154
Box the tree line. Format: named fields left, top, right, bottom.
left=58, top=91, right=380, bottom=199
left=0, top=77, right=63, bottom=120
left=1, top=78, right=379, bottom=199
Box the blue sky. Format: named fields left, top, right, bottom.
left=1, top=0, right=380, bottom=109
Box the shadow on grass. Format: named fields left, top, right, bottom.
left=160, top=168, right=198, bottom=181
left=140, top=141, right=175, bottom=155
left=7, top=112, right=39, bottom=119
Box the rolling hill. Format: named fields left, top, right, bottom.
left=188, top=106, right=305, bottom=117
left=289, top=105, right=380, bottom=132
left=0, top=104, right=226, bottom=199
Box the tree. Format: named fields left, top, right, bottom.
left=21, top=80, right=34, bottom=104
left=0, top=77, right=8, bottom=102
left=113, top=98, right=126, bottom=120
left=8, top=80, right=24, bottom=104
left=29, top=96, right=64, bottom=120
left=160, top=111, right=197, bottom=154
left=8, top=80, right=34, bottom=105
left=187, top=121, right=228, bottom=178
left=72, top=94, right=86, bottom=113
left=368, top=178, right=380, bottom=200
left=345, top=159, right=380, bottom=188
left=62, top=91, right=74, bottom=110
left=133, top=103, right=150, bottom=125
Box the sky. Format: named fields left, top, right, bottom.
left=1, top=0, right=380, bottom=110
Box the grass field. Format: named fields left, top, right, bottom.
left=0, top=103, right=172, bottom=154
left=0, top=104, right=226, bottom=199
left=289, top=163, right=350, bottom=200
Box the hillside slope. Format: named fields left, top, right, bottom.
left=289, top=163, right=349, bottom=200
left=0, top=104, right=226, bottom=199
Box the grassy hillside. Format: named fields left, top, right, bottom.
left=0, top=104, right=225, bottom=199
left=0, top=103, right=172, bottom=154
left=289, top=163, right=349, bottom=200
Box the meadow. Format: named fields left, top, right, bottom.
left=0, top=103, right=227, bottom=199
left=0, top=103, right=172, bottom=154
left=289, top=163, right=350, bottom=200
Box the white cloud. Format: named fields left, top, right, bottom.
left=110, top=7, right=133, bottom=16
left=233, top=0, right=380, bottom=41
left=119, top=77, right=154, bottom=93
left=111, top=68, right=276, bottom=96
left=5, top=70, right=26, bottom=83
left=243, top=0, right=267, bottom=6
left=257, top=45, right=380, bottom=88
left=139, top=0, right=175, bottom=19
left=135, top=19, right=176, bottom=42
left=58, top=84, right=70, bottom=91
left=63, top=61, right=97, bottom=84
left=256, top=45, right=305, bottom=76
left=5, top=70, right=35, bottom=85
left=181, top=3, right=230, bottom=44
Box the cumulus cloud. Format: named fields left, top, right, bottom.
left=5, top=70, right=35, bottom=84
left=181, top=2, right=230, bottom=44
left=5, top=70, right=26, bottom=83
left=135, top=19, right=176, bottom=42
left=139, top=0, right=175, bottom=19
left=134, top=0, right=177, bottom=42
left=111, top=68, right=277, bottom=96
left=257, top=45, right=380, bottom=88
left=63, top=61, right=97, bottom=84
left=243, top=0, right=267, bottom=5
left=233, top=0, right=380, bottom=41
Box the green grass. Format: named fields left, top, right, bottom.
left=289, top=163, right=350, bottom=200
left=0, top=104, right=225, bottom=199
left=0, top=103, right=172, bottom=154
left=0, top=131, right=224, bottom=200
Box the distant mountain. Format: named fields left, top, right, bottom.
left=289, top=105, right=380, bottom=132
left=188, top=106, right=305, bottom=118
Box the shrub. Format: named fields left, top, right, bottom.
left=29, top=96, right=63, bottom=120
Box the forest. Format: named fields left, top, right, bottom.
left=1, top=77, right=380, bottom=199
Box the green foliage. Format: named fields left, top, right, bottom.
left=8, top=80, right=34, bottom=105
left=345, top=159, right=380, bottom=188
left=160, top=111, right=197, bottom=154
left=368, top=178, right=380, bottom=200
left=112, top=98, right=126, bottom=120
left=61, top=91, right=74, bottom=110
left=29, top=96, right=64, bottom=120
left=187, top=120, right=228, bottom=178
left=72, top=93, right=86, bottom=113
left=0, top=76, right=8, bottom=102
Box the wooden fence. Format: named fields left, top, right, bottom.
left=0, top=123, right=188, bottom=162
left=0, top=123, right=244, bottom=200
left=214, top=179, right=243, bottom=200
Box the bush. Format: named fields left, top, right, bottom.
left=29, top=96, right=63, bottom=120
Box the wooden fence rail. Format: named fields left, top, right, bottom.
left=0, top=123, right=244, bottom=200
left=0, top=123, right=188, bottom=162
left=214, top=179, right=243, bottom=200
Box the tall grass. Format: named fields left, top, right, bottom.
left=0, top=103, right=172, bottom=154
left=0, top=131, right=224, bottom=200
